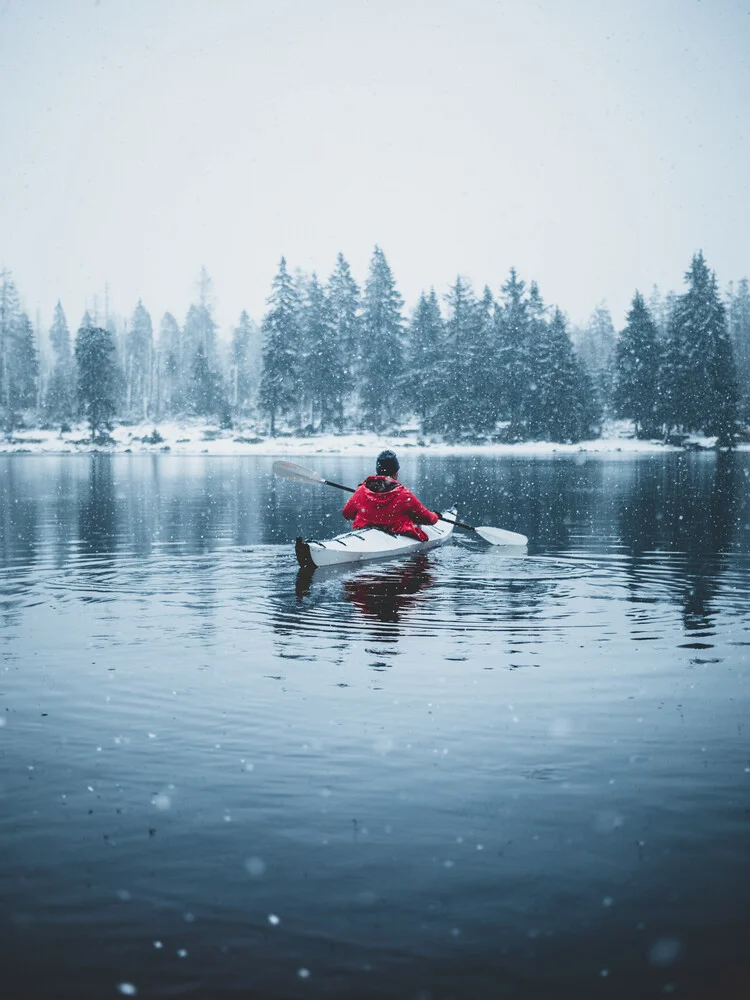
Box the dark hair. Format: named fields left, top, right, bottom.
left=376, top=449, right=399, bottom=477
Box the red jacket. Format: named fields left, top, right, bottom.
left=342, top=476, right=439, bottom=541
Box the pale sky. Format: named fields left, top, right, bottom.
left=1, top=0, right=748, bottom=338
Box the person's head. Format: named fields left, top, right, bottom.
left=376, top=449, right=399, bottom=478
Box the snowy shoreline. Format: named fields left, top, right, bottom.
left=1, top=421, right=745, bottom=457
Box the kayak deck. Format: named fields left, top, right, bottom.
left=296, top=508, right=457, bottom=569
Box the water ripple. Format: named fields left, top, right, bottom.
left=2, top=543, right=750, bottom=647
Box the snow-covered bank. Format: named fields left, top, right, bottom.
left=1, top=421, right=746, bottom=457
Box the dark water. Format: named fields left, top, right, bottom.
left=1, top=452, right=749, bottom=1000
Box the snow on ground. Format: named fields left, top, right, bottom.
left=2, top=420, right=745, bottom=457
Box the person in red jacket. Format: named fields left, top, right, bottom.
left=342, top=450, right=439, bottom=542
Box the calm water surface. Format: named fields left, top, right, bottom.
left=1, top=453, right=749, bottom=1000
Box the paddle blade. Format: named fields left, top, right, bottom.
left=474, top=525, right=528, bottom=547
left=272, top=460, right=326, bottom=484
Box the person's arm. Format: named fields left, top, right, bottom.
left=342, top=486, right=362, bottom=521
left=404, top=491, right=440, bottom=525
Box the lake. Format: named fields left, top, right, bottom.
left=1, top=452, right=749, bottom=1000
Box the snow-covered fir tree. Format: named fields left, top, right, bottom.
left=190, top=343, right=227, bottom=423
left=495, top=269, right=531, bottom=436
left=473, top=286, right=500, bottom=434
left=230, top=310, right=256, bottom=424
left=183, top=303, right=218, bottom=411
left=520, top=280, right=549, bottom=437
left=359, top=246, right=404, bottom=431
left=157, top=313, right=181, bottom=416
left=648, top=286, right=672, bottom=338
left=75, top=324, right=118, bottom=439
left=45, top=301, right=76, bottom=424
left=326, top=253, right=360, bottom=425
left=436, top=277, right=488, bottom=439
left=402, top=289, right=445, bottom=432
left=576, top=304, right=616, bottom=413
left=4, top=313, right=38, bottom=436
left=259, top=257, right=302, bottom=435
left=613, top=292, right=661, bottom=438
left=0, top=271, right=22, bottom=433
left=533, top=308, right=600, bottom=442
left=180, top=267, right=219, bottom=415
left=196, top=266, right=218, bottom=360
left=727, top=278, right=750, bottom=420
left=126, top=300, right=153, bottom=420
left=14, top=314, right=39, bottom=408
left=661, top=251, right=739, bottom=445
left=0, top=271, right=39, bottom=436
left=300, top=273, right=345, bottom=432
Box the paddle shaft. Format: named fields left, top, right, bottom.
left=322, top=478, right=480, bottom=534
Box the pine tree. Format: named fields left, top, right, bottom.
left=474, top=285, right=500, bottom=434
left=75, top=325, right=118, bottom=439
left=13, top=314, right=38, bottom=409
left=157, top=313, right=181, bottom=416
left=181, top=267, right=218, bottom=415
left=108, top=311, right=128, bottom=419
left=126, top=300, right=153, bottom=420
left=436, top=277, right=486, bottom=439
left=359, top=246, right=404, bottom=431
left=648, top=285, right=670, bottom=338
left=534, top=308, right=600, bottom=442
left=0, top=272, right=39, bottom=436
left=259, top=257, right=302, bottom=435
left=183, top=303, right=218, bottom=402
left=0, top=271, right=21, bottom=434
left=230, top=310, right=255, bottom=423
left=190, top=344, right=226, bottom=421
left=495, top=269, right=530, bottom=436
left=402, top=289, right=445, bottom=431
left=577, top=304, right=616, bottom=413
left=195, top=265, right=218, bottom=361
left=727, top=278, right=750, bottom=421
left=613, top=292, right=661, bottom=437
left=4, top=313, right=38, bottom=435
left=520, top=280, right=549, bottom=436
left=662, top=251, right=739, bottom=445
left=300, top=274, right=344, bottom=432
left=45, top=301, right=76, bottom=423
left=327, top=253, right=360, bottom=427
left=466, top=280, right=498, bottom=436
left=50, top=300, right=70, bottom=357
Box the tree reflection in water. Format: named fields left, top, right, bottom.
left=341, top=553, right=435, bottom=622
left=296, top=553, right=436, bottom=624
left=616, top=452, right=746, bottom=636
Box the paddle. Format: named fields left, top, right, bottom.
left=272, top=460, right=528, bottom=547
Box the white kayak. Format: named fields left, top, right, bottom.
left=295, top=508, right=458, bottom=569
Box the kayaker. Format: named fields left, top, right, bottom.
left=342, top=450, right=439, bottom=542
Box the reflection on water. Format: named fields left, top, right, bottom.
left=340, top=555, right=436, bottom=622
left=296, top=553, right=437, bottom=623
left=1, top=452, right=749, bottom=1000
left=615, top=452, right=743, bottom=634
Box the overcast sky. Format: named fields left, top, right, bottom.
left=1, top=0, right=748, bottom=337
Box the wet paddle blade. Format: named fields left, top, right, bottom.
left=272, top=460, right=326, bottom=484
left=474, top=525, right=528, bottom=547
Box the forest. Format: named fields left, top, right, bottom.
left=1, top=248, right=748, bottom=446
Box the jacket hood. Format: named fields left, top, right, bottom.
left=362, top=475, right=403, bottom=501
